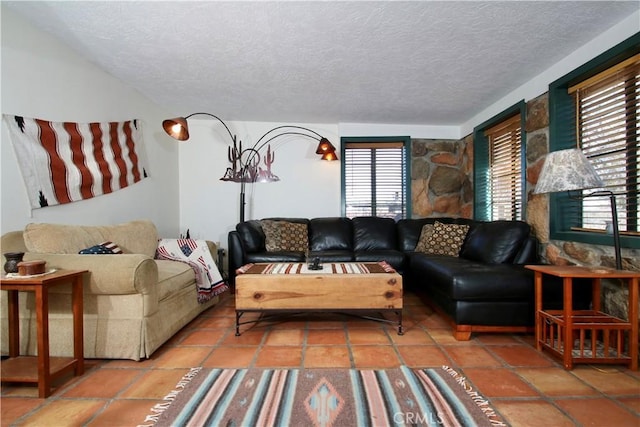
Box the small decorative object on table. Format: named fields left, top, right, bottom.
left=17, top=260, right=47, bottom=276
left=3, top=252, right=24, bottom=274
left=308, top=257, right=323, bottom=270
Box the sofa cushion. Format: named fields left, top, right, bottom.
left=24, top=220, right=158, bottom=257
left=424, top=222, right=469, bottom=256
left=410, top=253, right=534, bottom=300
left=460, top=220, right=531, bottom=264
left=414, top=224, right=435, bottom=252
left=261, top=220, right=308, bottom=252
left=354, top=250, right=405, bottom=270
left=235, top=220, right=266, bottom=253
left=309, top=217, right=353, bottom=251
left=353, top=217, right=397, bottom=251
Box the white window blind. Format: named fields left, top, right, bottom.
left=484, top=114, right=523, bottom=220
left=343, top=142, right=406, bottom=219
left=570, top=53, right=640, bottom=234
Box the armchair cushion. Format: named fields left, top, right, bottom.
left=460, top=221, right=531, bottom=264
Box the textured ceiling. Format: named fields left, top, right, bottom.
left=5, top=1, right=639, bottom=126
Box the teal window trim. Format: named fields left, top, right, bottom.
left=340, top=136, right=412, bottom=219
left=548, top=32, right=640, bottom=249
left=472, top=101, right=527, bottom=221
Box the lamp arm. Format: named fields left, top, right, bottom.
left=241, top=130, right=323, bottom=174
left=569, top=189, right=623, bottom=270
left=184, top=112, right=237, bottom=144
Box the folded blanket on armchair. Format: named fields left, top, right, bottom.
left=156, top=239, right=228, bottom=303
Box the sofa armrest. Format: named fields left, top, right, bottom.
left=23, top=252, right=158, bottom=296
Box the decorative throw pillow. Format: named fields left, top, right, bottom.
left=79, top=241, right=123, bottom=255
left=425, top=222, right=470, bottom=256
left=261, top=220, right=308, bottom=252
left=414, top=224, right=435, bottom=252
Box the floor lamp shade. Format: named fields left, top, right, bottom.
left=534, top=148, right=622, bottom=270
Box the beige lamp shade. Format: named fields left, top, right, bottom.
left=534, top=148, right=604, bottom=194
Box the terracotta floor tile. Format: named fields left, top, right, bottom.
left=389, top=328, right=434, bottom=345
left=103, top=358, right=158, bottom=369
left=223, top=329, right=266, bottom=346
left=493, top=399, right=575, bottom=427
left=397, top=345, right=450, bottom=367
left=180, top=329, right=226, bottom=345
left=202, top=346, right=257, bottom=368
left=16, top=399, right=106, bottom=427
left=444, top=346, right=502, bottom=367
left=570, top=366, right=640, bottom=395
left=463, top=368, right=540, bottom=398
left=304, top=346, right=352, bottom=368
left=120, top=369, right=193, bottom=399
left=0, top=397, right=43, bottom=426
left=515, top=367, right=599, bottom=396
left=427, top=328, right=477, bottom=345
left=490, top=344, right=556, bottom=367
left=62, top=368, right=141, bottom=398
left=617, top=396, right=640, bottom=414
left=86, top=399, right=158, bottom=427
left=476, top=334, right=527, bottom=345
left=306, top=320, right=347, bottom=329
left=555, top=397, right=639, bottom=426
left=351, top=345, right=401, bottom=368
left=153, top=346, right=212, bottom=368
left=264, top=329, right=305, bottom=346
left=195, top=316, right=237, bottom=328
left=307, top=329, right=347, bottom=345
left=348, top=328, right=392, bottom=345
left=254, top=346, right=303, bottom=367
left=418, top=313, right=450, bottom=329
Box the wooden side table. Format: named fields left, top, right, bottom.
left=1, top=269, right=87, bottom=397
left=526, top=264, right=639, bottom=370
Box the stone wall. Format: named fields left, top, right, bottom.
left=410, top=138, right=473, bottom=219
left=524, top=93, right=639, bottom=322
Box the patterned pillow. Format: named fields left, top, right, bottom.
left=79, top=241, right=123, bottom=255
left=425, top=222, right=470, bottom=256
left=414, top=224, right=434, bottom=253
left=261, top=220, right=308, bottom=252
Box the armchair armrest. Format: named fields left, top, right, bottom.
left=23, top=252, right=158, bottom=296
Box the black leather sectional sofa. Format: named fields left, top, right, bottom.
left=228, top=216, right=591, bottom=340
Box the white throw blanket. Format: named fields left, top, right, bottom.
left=156, top=239, right=228, bottom=303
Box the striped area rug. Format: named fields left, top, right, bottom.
left=139, top=365, right=508, bottom=427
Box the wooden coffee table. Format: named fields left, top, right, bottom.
left=234, top=262, right=403, bottom=335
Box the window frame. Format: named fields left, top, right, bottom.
left=472, top=101, right=527, bottom=221
left=548, top=32, right=640, bottom=249
left=340, top=136, right=411, bottom=219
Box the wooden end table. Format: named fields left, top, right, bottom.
left=526, top=264, right=639, bottom=371
left=1, top=269, right=87, bottom=397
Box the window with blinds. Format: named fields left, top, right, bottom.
left=343, top=140, right=408, bottom=219
left=569, top=53, right=639, bottom=234
left=484, top=114, right=523, bottom=220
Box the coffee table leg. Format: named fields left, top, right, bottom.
left=397, top=310, right=404, bottom=335
left=235, top=311, right=242, bottom=336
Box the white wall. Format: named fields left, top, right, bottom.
left=0, top=7, right=180, bottom=237
left=178, top=119, right=340, bottom=248
left=460, top=11, right=640, bottom=136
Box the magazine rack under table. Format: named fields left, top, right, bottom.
left=526, top=265, right=639, bottom=371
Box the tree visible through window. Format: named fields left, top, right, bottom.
left=342, top=139, right=409, bottom=220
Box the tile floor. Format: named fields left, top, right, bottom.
left=1, top=291, right=639, bottom=426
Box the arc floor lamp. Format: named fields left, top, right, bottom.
left=534, top=148, right=623, bottom=270
left=163, top=112, right=337, bottom=222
